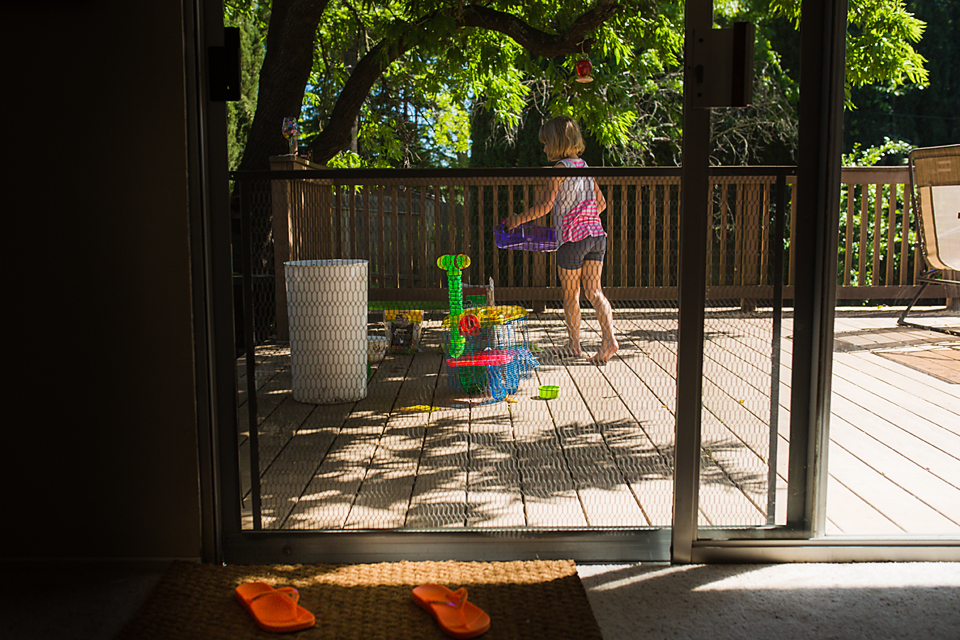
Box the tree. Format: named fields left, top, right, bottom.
left=232, top=0, right=931, bottom=171
left=770, top=0, right=928, bottom=97
left=225, top=6, right=267, bottom=170
left=844, top=0, right=959, bottom=155
left=236, top=0, right=670, bottom=171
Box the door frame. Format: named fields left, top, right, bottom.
left=193, top=0, right=959, bottom=564
left=672, top=0, right=959, bottom=564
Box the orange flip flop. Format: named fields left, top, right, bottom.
left=412, top=584, right=490, bottom=639
left=235, top=582, right=316, bottom=633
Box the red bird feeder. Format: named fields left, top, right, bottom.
left=575, top=58, right=593, bottom=83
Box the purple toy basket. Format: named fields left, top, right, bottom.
left=494, top=223, right=558, bottom=252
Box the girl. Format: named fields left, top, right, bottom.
left=504, top=116, right=619, bottom=364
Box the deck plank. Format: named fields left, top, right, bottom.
left=623, top=312, right=770, bottom=526
left=610, top=311, right=725, bottom=527
left=825, top=472, right=905, bottom=534
left=830, top=374, right=960, bottom=458
left=856, top=348, right=960, bottom=396
left=835, top=351, right=960, bottom=411
left=828, top=442, right=958, bottom=533
left=699, top=317, right=784, bottom=505
left=537, top=310, right=647, bottom=527
left=831, top=355, right=960, bottom=438
left=516, top=314, right=589, bottom=527
left=252, top=394, right=325, bottom=527
left=404, top=324, right=470, bottom=529
left=285, top=353, right=413, bottom=529
left=707, top=315, right=793, bottom=523
left=778, top=321, right=960, bottom=533
left=240, top=308, right=960, bottom=535
left=345, top=335, right=445, bottom=529
left=465, top=369, right=526, bottom=528
left=827, top=391, right=960, bottom=487
left=580, top=351, right=671, bottom=527
left=579, top=308, right=677, bottom=526
left=238, top=368, right=301, bottom=504
left=829, top=415, right=960, bottom=527
left=260, top=399, right=354, bottom=529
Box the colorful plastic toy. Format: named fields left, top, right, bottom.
left=384, top=309, right=423, bottom=354
left=539, top=385, right=559, bottom=399
left=494, top=222, right=558, bottom=252
left=437, top=255, right=539, bottom=401
left=438, top=254, right=471, bottom=357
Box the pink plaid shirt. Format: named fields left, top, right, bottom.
left=553, top=158, right=605, bottom=245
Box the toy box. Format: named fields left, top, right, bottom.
left=384, top=309, right=423, bottom=354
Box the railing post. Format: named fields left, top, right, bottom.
left=739, top=180, right=758, bottom=312
left=269, top=154, right=322, bottom=340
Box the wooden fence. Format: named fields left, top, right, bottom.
left=248, top=157, right=955, bottom=338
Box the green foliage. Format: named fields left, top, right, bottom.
left=837, top=138, right=917, bottom=289
left=842, top=138, right=914, bottom=167
left=469, top=3, right=686, bottom=166
left=844, top=0, right=959, bottom=154
left=470, top=0, right=804, bottom=167
left=224, top=3, right=266, bottom=170
left=297, top=0, right=518, bottom=167
left=844, top=0, right=928, bottom=92
left=288, top=0, right=690, bottom=167
left=471, top=0, right=932, bottom=167
left=228, top=0, right=934, bottom=168
left=770, top=0, right=928, bottom=105
left=326, top=150, right=366, bottom=168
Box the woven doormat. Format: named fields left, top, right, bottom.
left=875, top=347, right=960, bottom=384
left=116, top=560, right=602, bottom=640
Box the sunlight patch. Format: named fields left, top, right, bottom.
left=585, top=564, right=700, bottom=591
left=693, top=564, right=960, bottom=591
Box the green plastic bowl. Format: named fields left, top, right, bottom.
left=539, top=385, right=559, bottom=399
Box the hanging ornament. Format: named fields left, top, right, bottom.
left=575, top=58, right=593, bottom=83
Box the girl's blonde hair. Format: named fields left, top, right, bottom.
left=539, top=116, right=585, bottom=162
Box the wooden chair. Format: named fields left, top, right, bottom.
left=897, top=144, right=960, bottom=336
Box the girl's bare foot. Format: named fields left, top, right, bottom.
left=589, top=340, right=619, bottom=364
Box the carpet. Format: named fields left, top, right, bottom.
left=115, top=560, right=601, bottom=640
left=875, top=346, right=960, bottom=384
left=578, top=562, right=960, bottom=640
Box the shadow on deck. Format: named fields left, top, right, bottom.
left=236, top=306, right=959, bottom=536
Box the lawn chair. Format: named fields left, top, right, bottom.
left=897, top=144, right=960, bottom=337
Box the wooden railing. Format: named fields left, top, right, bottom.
left=238, top=157, right=955, bottom=338
left=833, top=166, right=957, bottom=299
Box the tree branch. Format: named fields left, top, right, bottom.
left=308, top=1, right=626, bottom=163
left=309, top=35, right=419, bottom=162
left=459, top=0, right=623, bottom=57
left=236, top=0, right=332, bottom=172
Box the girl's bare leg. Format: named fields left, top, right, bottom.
left=558, top=266, right=583, bottom=356
left=582, top=259, right=619, bottom=363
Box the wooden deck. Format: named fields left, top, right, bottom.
left=238, top=306, right=959, bottom=536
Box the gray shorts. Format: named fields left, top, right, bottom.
left=556, top=235, right=606, bottom=270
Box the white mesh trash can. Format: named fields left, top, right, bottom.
left=284, top=259, right=368, bottom=403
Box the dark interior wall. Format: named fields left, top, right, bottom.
left=4, top=1, right=202, bottom=559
